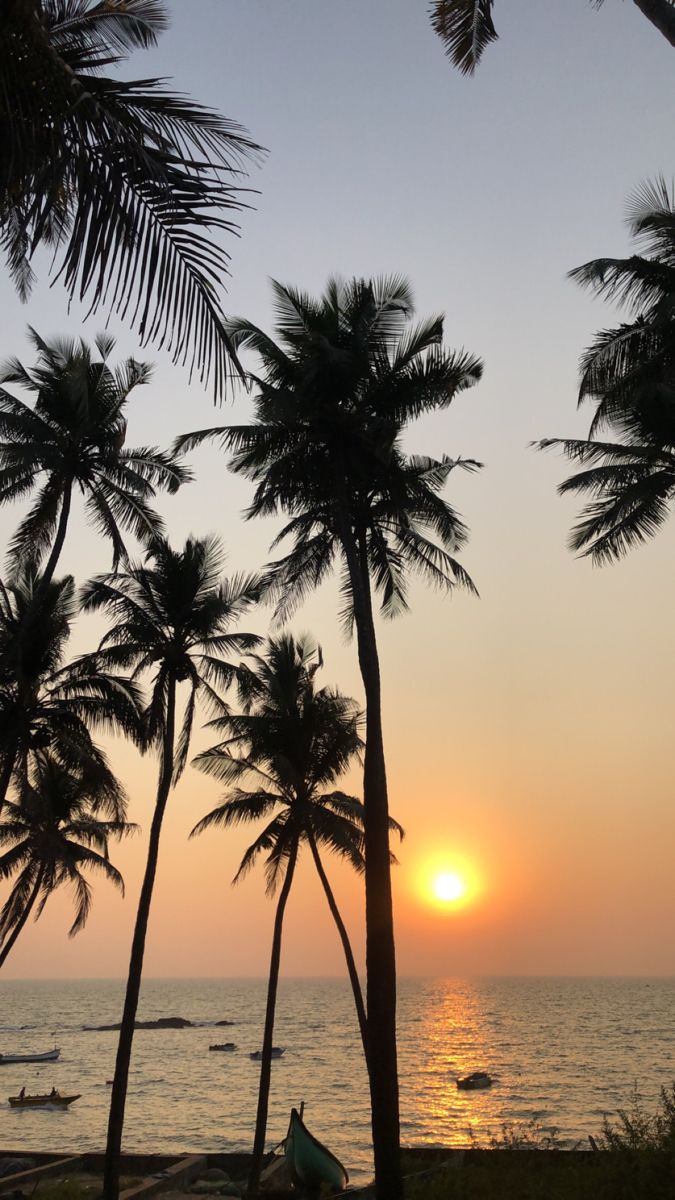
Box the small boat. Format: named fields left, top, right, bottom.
left=209, top=1043, right=236, bottom=1052
left=8, top=1091, right=80, bottom=1108
left=284, top=1106, right=348, bottom=1191
left=0, top=1048, right=60, bottom=1065
left=457, top=1070, right=492, bottom=1090
left=249, top=1046, right=284, bottom=1061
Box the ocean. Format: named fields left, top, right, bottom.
left=1, top=977, right=674, bottom=1182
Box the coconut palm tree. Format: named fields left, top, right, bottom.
left=0, top=752, right=133, bottom=970
left=81, top=534, right=261, bottom=1200
left=191, top=633, right=404, bottom=1192
left=0, top=329, right=189, bottom=637
left=176, top=276, right=482, bottom=1200
left=536, top=178, right=675, bottom=563
left=430, top=2, right=675, bottom=73
left=0, top=565, right=143, bottom=814
left=0, top=0, right=261, bottom=398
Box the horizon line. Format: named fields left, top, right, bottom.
left=3, top=972, right=675, bottom=983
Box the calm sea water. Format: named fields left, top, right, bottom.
left=1, top=977, right=674, bottom=1182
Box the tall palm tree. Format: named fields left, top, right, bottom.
left=537, top=178, right=675, bottom=562
left=0, top=329, right=189, bottom=635
left=0, top=0, right=261, bottom=398
left=191, top=633, right=404, bottom=1193
left=0, top=565, right=143, bottom=814
left=177, top=276, right=482, bottom=1200
left=81, top=534, right=261, bottom=1200
left=430, top=1, right=675, bottom=74
left=0, top=752, right=133, bottom=970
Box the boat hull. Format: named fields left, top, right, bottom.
left=457, top=1072, right=492, bottom=1090
left=285, top=1107, right=348, bottom=1191
left=8, top=1093, right=80, bottom=1108
left=0, top=1049, right=60, bottom=1064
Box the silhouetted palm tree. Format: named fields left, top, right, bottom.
left=191, top=633, right=404, bottom=1192
left=0, top=752, right=133, bottom=970
left=82, top=534, right=261, bottom=1200
left=0, top=566, right=142, bottom=814
left=177, top=276, right=482, bottom=1200
left=0, top=330, right=188, bottom=635
left=0, top=0, right=261, bottom=397
left=431, top=1, right=675, bottom=73
left=537, top=178, right=675, bottom=563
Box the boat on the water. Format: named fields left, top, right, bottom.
left=284, top=1106, right=348, bottom=1191
left=209, top=1043, right=236, bottom=1052
left=0, top=1048, right=60, bottom=1065
left=8, top=1091, right=80, bottom=1108
left=249, top=1046, right=284, bottom=1061
left=457, top=1070, right=492, bottom=1090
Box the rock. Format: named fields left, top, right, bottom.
left=200, top=1169, right=230, bottom=1183
left=84, top=1016, right=194, bottom=1031
left=219, top=1186, right=241, bottom=1197
left=214, top=1020, right=234, bottom=1026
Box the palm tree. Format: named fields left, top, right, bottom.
left=0, top=329, right=189, bottom=636
left=536, top=178, right=675, bottom=563
left=0, top=752, right=133, bottom=970
left=81, top=534, right=261, bottom=1200
left=191, top=633, right=404, bottom=1193
left=0, top=565, right=143, bottom=814
left=0, top=0, right=261, bottom=398
left=430, top=1, right=675, bottom=73
left=176, top=276, right=482, bottom=1200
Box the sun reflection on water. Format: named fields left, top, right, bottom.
left=398, top=980, right=497, bottom=1148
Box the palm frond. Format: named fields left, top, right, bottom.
left=430, top=0, right=498, bottom=74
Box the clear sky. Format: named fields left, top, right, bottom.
left=2, top=0, right=675, bottom=980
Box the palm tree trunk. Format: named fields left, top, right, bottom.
left=306, top=828, right=370, bottom=1071
left=632, top=0, right=675, bottom=48
left=30, top=480, right=72, bottom=613
left=339, top=521, right=402, bottom=1200
left=17, top=480, right=72, bottom=650
left=0, top=746, right=17, bottom=816
left=0, top=866, right=44, bottom=970
left=102, top=678, right=176, bottom=1200
left=248, top=838, right=299, bottom=1197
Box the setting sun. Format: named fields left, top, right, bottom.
left=433, top=871, right=466, bottom=904
left=409, top=852, right=483, bottom=912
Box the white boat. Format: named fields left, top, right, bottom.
left=249, top=1046, right=285, bottom=1061
left=0, top=1048, right=60, bottom=1065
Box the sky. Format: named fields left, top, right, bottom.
left=2, top=0, right=675, bottom=980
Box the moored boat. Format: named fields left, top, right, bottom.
left=0, top=1048, right=60, bottom=1064
left=250, top=1046, right=284, bottom=1061
left=457, top=1070, right=492, bottom=1090
left=8, top=1090, right=80, bottom=1108
left=284, top=1106, right=348, bottom=1191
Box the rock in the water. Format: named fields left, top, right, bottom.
left=84, top=1016, right=194, bottom=1031
left=214, top=1020, right=234, bottom=1026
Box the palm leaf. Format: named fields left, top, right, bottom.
left=430, top=0, right=498, bottom=74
